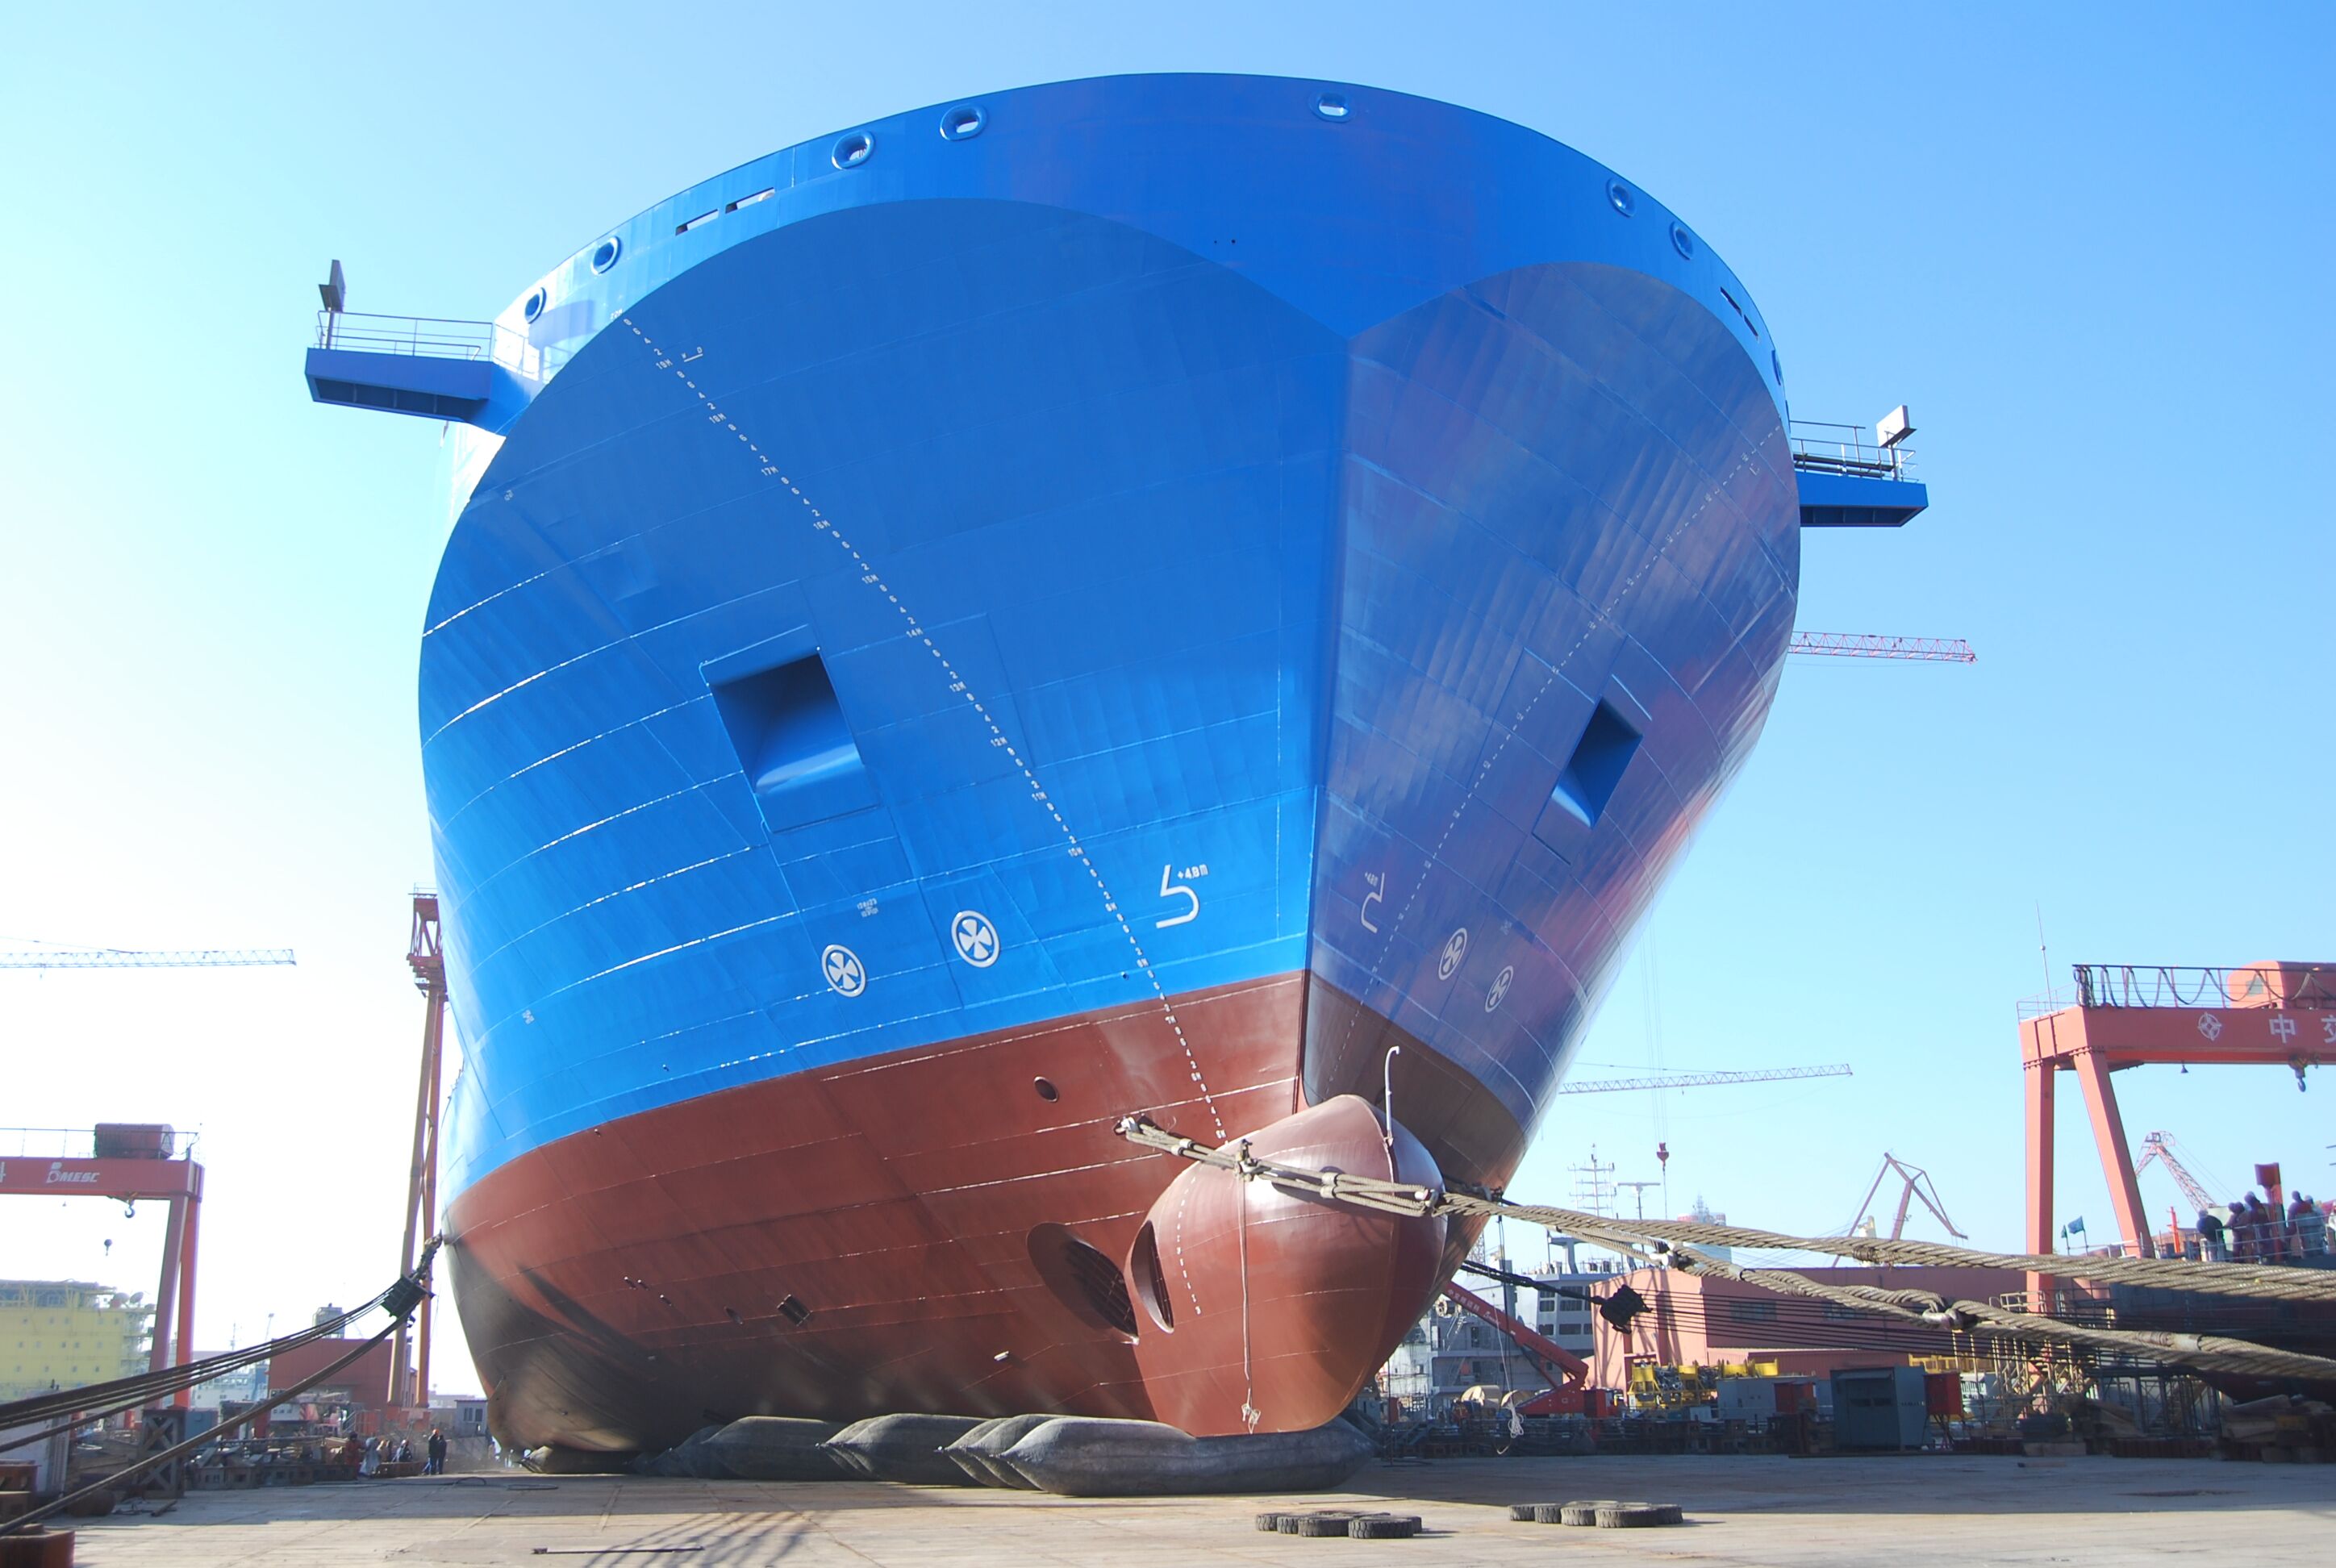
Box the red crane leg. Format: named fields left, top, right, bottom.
left=415, top=987, right=444, bottom=1408
left=148, top=1195, right=185, bottom=1378
left=2024, top=1058, right=2057, bottom=1307
left=2071, top=1049, right=2152, bottom=1259
left=171, top=1195, right=200, bottom=1407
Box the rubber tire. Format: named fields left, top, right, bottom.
left=1255, top=1512, right=1290, bottom=1532
left=1294, top=1515, right=1354, bottom=1537
left=1509, top=1502, right=1547, bottom=1521
left=1559, top=1499, right=1619, bottom=1526
left=1595, top=1502, right=1683, bottom=1528
left=1350, top=1516, right=1420, bottom=1539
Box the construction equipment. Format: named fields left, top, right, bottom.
left=1558, top=1063, right=1851, bottom=1095
left=1438, top=1280, right=1596, bottom=1416
left=0, top=946, right=292, bottom=1399
left=2136, top=1132, right=2221, bottom=1217
left=0, top=1127, right=205, bottom=1403
left=1787, top=632, right=1975, bottom=662
left=1850, top=1153, right=1968, bottom=1241
left=0, top=947, right=294, bottom=970
left=1456, top=1257, right=1590, bottom=1303
left=389, top=893, right=448, bottom=1412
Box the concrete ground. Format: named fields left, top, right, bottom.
left=53, top=1453, right=2333, bottom=1566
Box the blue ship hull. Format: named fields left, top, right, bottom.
left=409, top=75, right=1797, bottom=1449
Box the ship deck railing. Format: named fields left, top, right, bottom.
left=315, top=311, right=567, bottom=382
left=1789, top=419, right=1916, bottom=481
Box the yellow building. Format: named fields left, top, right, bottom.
left=0, top=1280, right=154, bottom=1399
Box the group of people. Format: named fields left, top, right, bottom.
left=341, top=1426, right=453, bottom=1475
left=2195, top=1191, right=2330, bottom=1263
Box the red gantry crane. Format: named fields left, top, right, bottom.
left=2024, top=961, right=2332, bottom=1295
left=0, top=940, right=294, bottom=1406
left=0, top=1127, right=208, bottom=1403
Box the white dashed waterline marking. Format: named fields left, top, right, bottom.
left=622, top=315, right=1227, bottom=1141
left=1174, top=1179, right=1203, bottom=1319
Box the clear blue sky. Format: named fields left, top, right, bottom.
left=2, top=4, right=2327, bottom=1393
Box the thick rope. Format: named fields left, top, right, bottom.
left=1441, top=1193, right=2336, bottom=1307
left=1115, top=1116, right=2336, bottom=1303
left=1114, top=1117, right=2336, bottom=1382
left=0, top=1241, right=439, bottom=1537
left=0, top=1283, right=403, bottom=1438
left=1657, top=1243, right=2336, bottom=1384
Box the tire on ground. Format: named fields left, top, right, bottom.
left=1594, top=1502, right=1683, bottom=1528
left=1509, top=1502, right=1547, bottom=1521
left=1294, top=1513, right=1354, bottom=1537
left=1349, top=1515, right=1421, bottom=1539
left=1558, top=1499, right=1620, bottom=1525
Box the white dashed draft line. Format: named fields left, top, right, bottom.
left=1333, top=448, right=1762, bottom=1090
left=1174, top=1181, right=1203, bottom=1319
left=621, top=317, right=1227, bottom=1143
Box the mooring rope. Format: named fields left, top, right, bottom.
left=0, top=1241, right=440, bottom=1538
left=0, top=1286, right=403, bottom=1439
left=1442, top=1193, right=2336, bottom=1307
left=1115, top=1116, right=2336, bottom=1303
left=1114, top=1116, right=2336, bottom=1383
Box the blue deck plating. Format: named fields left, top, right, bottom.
left=413, top=75, right=1800, bottom=1203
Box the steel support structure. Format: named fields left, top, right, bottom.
left=0, top=1147, right=202, bottom=1401
left=2022, top=961, right=2330, bottom=1304
left=390, top=894, right=448, bottom=1411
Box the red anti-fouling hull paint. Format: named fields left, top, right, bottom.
left=1125, top=1095, right=1447, bottom=1435
left=448, top=974, right=1501, bottom=1451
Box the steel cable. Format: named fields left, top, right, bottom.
left=1116, top=1118, right=2336, bottom=1382
left=0, top=1291, right=389, bottom=1437
left=0, top=1240, right=436, bottom=1499
left=0, top=1321, right=405, bottom=1537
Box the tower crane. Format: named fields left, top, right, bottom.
left=0, top=947, right=295, bottom=970
left=1788, top=632, right=1975, bottom=663
left=1558, top=1063, right=1850, bottom=1095
left=2136, top=1131, right=2219, bottom=1216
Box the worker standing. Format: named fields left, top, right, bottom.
left=2245, top=1195, right=2283, bottom=1262
left=2196, top=1207, right=2226, bottom=1262
left=2228, top=1202, right=2255, bottom=1263
left=427, top=1427, right=448, bottom=1475
left=2291, top=1193, right=2325, bottom=1259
